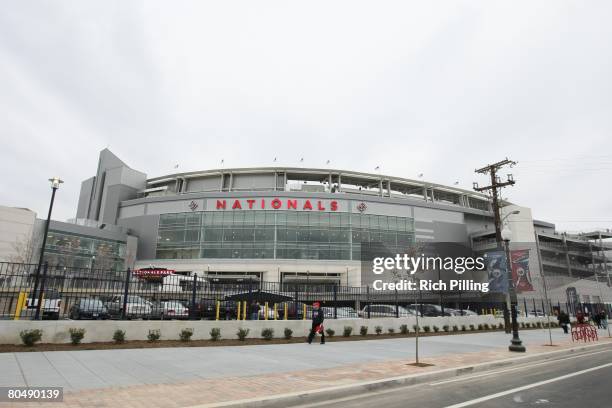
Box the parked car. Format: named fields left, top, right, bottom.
left=454, top=308, right=478, bottom=316
left=150, top=300, right=189, bottom=320
left=193, top=299, right=238, bottom=320
left=405, top=304, right=452, bottom=317
left=69, top=298, right=110, bottom=320
left=359, top=304, right=414, bottom=318
left=528, top=310, right=546, bottom=317
left=103, top=295, right=152, bottom=319
left=24, top=288, right=62, bottom=320
left=322, top=306, right=359, bottom=319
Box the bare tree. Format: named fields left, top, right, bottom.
left=7, top=234, right=37, bottom=264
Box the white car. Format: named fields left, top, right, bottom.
left=151, top=300, right=189, bottom=319
left=322, top=307, right=359, bottom=319
left=104, top=295, right=152, bottom=319
left=359, top=304, right=414, bottom=318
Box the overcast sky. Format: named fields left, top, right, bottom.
left=1, top=1, right=610, bottom=232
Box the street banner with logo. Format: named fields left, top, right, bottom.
left=511, top=249, right=534, bottom=292
left=485, top=251, right=508, bottom=293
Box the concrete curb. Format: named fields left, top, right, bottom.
left=189, top=341, right=612, bottom=408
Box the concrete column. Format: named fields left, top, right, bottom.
left=563, top=236, right=573, bottom=277
left=379, top=179, right=383, bottom=197
left=229, top=172, right=233, bottom=192
left=338, top=173, right=342, bottom=192
left=422, top=186, right=427, bottom=201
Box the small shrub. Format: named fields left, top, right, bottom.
left=498, top=323, right=504, bottom=330
left=343, top=326, right=353, bottom=337
left=20, top=329, right=43, bottom=347
left=413, top=324, right=419, bottom=332
left=483, top=323, right=490, bottom=330
left=520, top=322, right=526, bottom=328
left=477, top=324, right=484, bottom=331
left=469, top=324, right=475, bottom=331
left=442, top=325, right=449, bottom=332
left=69, top=328, right=86, bottom=345
left=148, top=329, right=161, bottom=342
left=461, top=325, right=467, bottom=332
left=210, top=328, right=221, bottom=341
left=433, top=326, right=440, bottom=333
left=284, top=328, right=293, bottom=340
left=179, top=328, right=194, bottom=342
left=537, top=322, right=542, bottom=328
left=262, top=328, right=274, bottom=340
left=399, top=324, right=409, bottom=334
left=452, top=325, right=459, bottom=332
left=388, top=328, right=395, bottom=335
left=325, top=328, right=335, bottom=337
left=525, top=322, right=531, bottom=328
left=375, top=326, right=383, bottom=335
left=423, top=326, right=431, bottom=333
left=113, top=329, right=126, bottom=344
left=237, top=328, right=250, bottom=341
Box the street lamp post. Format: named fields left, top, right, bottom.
left=500, top=210, right=520, bottom=333
left=33, top=176, right=63, bottom=320
left=502, top=224, right=526, bottom=352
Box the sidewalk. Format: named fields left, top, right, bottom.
left=2, top=329, right=611, bottom=408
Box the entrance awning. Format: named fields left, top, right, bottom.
left=224, top=290, right=294, bottom=303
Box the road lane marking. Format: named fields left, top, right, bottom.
left=443, top=362, right=612, bottom=408
left=429, top=349, right=611, bottom=385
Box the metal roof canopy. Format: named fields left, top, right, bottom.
left=224, top=289, right=294, bottom=303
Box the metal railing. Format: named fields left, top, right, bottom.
left=1, top=262, right=609, bottom=321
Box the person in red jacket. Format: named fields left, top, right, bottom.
left=307, top=301, right=325, bottom=344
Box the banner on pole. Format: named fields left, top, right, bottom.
left=511, top=249, right=534, bottom=292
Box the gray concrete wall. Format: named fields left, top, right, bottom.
left=0, top=315, right=549, bottom=344
left=76, top=177, right=95, bottom=219
left=117, top=214, right=160, bottom=260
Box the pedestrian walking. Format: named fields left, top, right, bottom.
left=250, top=300, right=260, bottom=320
left=557, top=310, right=570, bottom=334
left=307, top=301, right=325, bottom=345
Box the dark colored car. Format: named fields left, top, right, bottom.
left=69, top=298, right=110, bottom=320
left=193, top=299, right=238, bottom=320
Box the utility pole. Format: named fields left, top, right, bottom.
left=473, top=158, right=517, bottom=242
left=473, top=158, right=518, bottom=340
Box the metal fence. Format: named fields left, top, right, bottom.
left=1, top=262, right=609, bottom=321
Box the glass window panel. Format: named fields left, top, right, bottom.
left=287, top=212, right=298, bottom=225
left=255, top=211, right=266, bottom=224
left=244, top=210, right=255, bottom=225
left=255, top=227, right=274, bottom=241
left=232, top=212, right=245, bottom=225
left=223, top=211, right=234, bottom=225
left=203, top=228, right=223, bottom=242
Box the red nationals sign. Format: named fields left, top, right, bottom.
left=215, top=198, right=339, bottom=211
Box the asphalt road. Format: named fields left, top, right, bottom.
left=291, top=345, right=612, bottom=408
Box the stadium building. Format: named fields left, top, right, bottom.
left=64, top=149, right=611, bottom=309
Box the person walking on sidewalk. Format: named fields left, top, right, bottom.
left=307, top=301, right=325, bottom=344
left=557, top=310, right=570, bottom=334
left=249, top=300, right=260, bottom=320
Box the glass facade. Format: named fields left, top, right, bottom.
left=156, top=211, right=415, bottom=261
left=44, top=230, right=127, bottom=271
